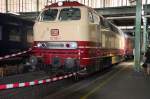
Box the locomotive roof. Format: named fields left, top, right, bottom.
left=43, top=1, right=123, bottom=36
left=44, top=1, right=97, bottom=16
left=45, top=1, right=84, bottom=8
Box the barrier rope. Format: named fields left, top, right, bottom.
left=0, top=47, right=78, bottom=90
left=0, top=48, right=32, bottom=61
left=0, top=72, right=77, bottom=90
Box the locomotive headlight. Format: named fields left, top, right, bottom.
left=58, top=2, right=63, bottom=6
left=70, top=42, right=78, bottom=49
left=37, top=43, right=42, bottom=48
left=65, top=42, right=77, bottom=49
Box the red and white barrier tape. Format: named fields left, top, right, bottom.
left=0, top=72, right=76, bottom=90
left=0, top=48, right=32, bottom=61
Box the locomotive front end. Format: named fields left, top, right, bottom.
left=31, top=2, right=89, bottom=72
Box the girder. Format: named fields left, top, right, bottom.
left=19, top=4, right=150, bottom=26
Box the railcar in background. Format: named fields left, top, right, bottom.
left=124, top=34, right=134, bottom=59
left=0, top=13, right=33, bottom=65
left=30, top=1, right=127, bottom=75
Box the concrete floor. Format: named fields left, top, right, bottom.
left=1, top=61, right=150, bottom=99
left=44, top=62, right=150, bottom=99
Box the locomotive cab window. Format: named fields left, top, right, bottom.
left=39, top=9, right=58, bottom=21
left=59, top=8, right=81, bottom=21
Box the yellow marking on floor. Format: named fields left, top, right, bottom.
left=80, top=67, right=126, bottom=99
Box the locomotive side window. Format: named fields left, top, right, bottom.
left=9, top=29, right=21, bottom=42
left=39, top=9, right=58, bottom=21
left=59, top=8, right=81, bottom=21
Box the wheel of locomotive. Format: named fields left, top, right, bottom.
left=29, top=55, right=38, bottom=71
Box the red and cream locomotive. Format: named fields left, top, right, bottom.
left=30, top=1, right=126, bottom=74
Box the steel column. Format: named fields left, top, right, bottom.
left=87, top=0, right=89, bottom=6
left=19, top=0, right=20, bottom=12
left=142, top=0, right=148, bottom=52
left=103, top=0, right=105, bottom=8
left=46, top=0, right=49, bottom=5
left=22, top=0, right=23, bottom=12
left=6, top=0, right=8, bottom=13
left=142, top=17, right=147, bottom=52
left=37, top=0, right=39, bottom=12
left=134, top=0, right=142, bottom=71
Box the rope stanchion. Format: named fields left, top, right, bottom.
left=0, top=72, right=77, bottom=90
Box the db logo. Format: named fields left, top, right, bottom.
left=51, top=29, right=59, bottom=36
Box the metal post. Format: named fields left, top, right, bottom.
left=134, top=0, right=142, bottom=71
left=142, top=17, right=147, bottom=52
left=19, top=0, right=20, bottom=12
left=103, top=0, right=105, bottom=8
left=6, top=0, right=8, bottom=13
left=95, top=0, right=97, bottom=8
left=46, top=0, right=49, bottom=5
left=24, top=0, right=26, bottom=12
left=142, top=0, right=148, bottom=52
left=22, top=0, right=24, bottom=12
left=30, top=0, right=32, bottom=12
left=13, top=0, right=15, bottom=12
left=37, top=0, right=39, bottom=12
